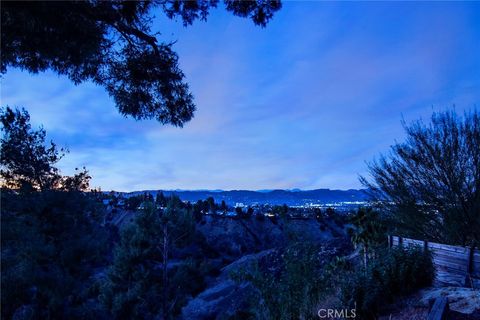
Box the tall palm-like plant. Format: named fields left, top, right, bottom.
left=349, top=208, right=386, bottom=269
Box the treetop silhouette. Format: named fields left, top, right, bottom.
left=1, top=1, right=281, bottom=126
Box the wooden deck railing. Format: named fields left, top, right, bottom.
left=389, top=235, right=480, bottom=286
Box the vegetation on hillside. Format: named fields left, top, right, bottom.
left=0, top=108, right=210, bottom=319
left=332, top=246, right=434, bottom=319
left=231, top=242, right=329, bottom=320
left=1, top=106, right=475, bottom=319
left=1, top=107, right=109, bottom=318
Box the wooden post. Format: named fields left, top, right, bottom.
left=388, top=235, right=393, bottom=248
left=398, top=236, right=403, bottom=248
left=464, top=246, right=474, bottom=288
left=467, top=246, right=474, bottom=274
left=427, top=297, right=449, bottom=320
left=424, top=240, right=429, bottom=252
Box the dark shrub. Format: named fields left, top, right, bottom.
left=231, top=242, right=327, bottom=320
left=338, top=246, right=434, bottom=319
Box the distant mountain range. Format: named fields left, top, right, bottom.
left=122, top=189, right=370, bottom=206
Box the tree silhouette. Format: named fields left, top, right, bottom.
left=101, top=197, right=195, bottom=319
left=361, top=110, right=480, bottom=247
left=1, top=1, right=281, bottom=126
left=1, top=108, right=107, bottom=318
left=1, top=107, right=90, bottom=191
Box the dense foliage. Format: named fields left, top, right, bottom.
left=232, top=242, right=330, bottom=320
left=0, top=108, right=216, bottom=319
left=231, top=215, right=433, bottom=320
left=1, top=190, right=109, bottom=319
left=1, top=107, right=109, bottom=318
left=361, top=110, right=480, bottom=247
left=334, top=246, right=434, bottom=319
left=1, top=1, right=281, bottom=126
left=348, top=208, right=387, bottom=268
left=100, top=198, right=198, bottom=319
left=1, top=189, right=110, bottom=319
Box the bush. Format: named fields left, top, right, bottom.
left=338, top=246, right=434, bottom=319
left=231, top=243, right=328, bottom=320
left=169, top=259, right=207, bottom=314
left=1, top=190, right=110, bottom=319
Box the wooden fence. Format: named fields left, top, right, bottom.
left=389, top=235, right=480, bottom=286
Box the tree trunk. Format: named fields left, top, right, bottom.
left=162, top=224, right=169, bottom=320
left=363, top=245, right=368, bottom=271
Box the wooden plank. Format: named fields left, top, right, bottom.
left=433, top=258, right=467, bottom=274
left=392, top=238, right=467, bottom=254
left=474, top=265, right=480, bottom=276
left=430, top=247, right=468, bottom=256
left=430, top=248, right=468, bottom=259
left=428, top=242, right=467, bottom=252
left=427, top=297, right=449, bottom=320
left=473, top=262, right=480, bottom=269
left=472, top=252, right=480, bottom=277
left=432, top=255, right=468, bottom=270
left=473, top=261, right=480, bottom=269
left=389, top=235, right=477, bottom=251
left=397, top=242, right=469, bottom=261
left=430, top=251, right=468, bottom=265
left=435, top=270, right=467, bottom=286
left=432, top=255, right=468, bottom=267
left=427, top=242, right=469, bottom=254
left=431, top=254, right=468, bottom=266
left=434, top=268, right=467, bottom=277
left=400, top=238, right=420, bottom=245
left=403, top=238, right=424, bottom=247
left=432, top=255, right=468, bottom=268
left=435, top=265, right=465, bottom=274
left=391, top=239, right=423, bottom=248
left=473, top=252, right=480, bottom=264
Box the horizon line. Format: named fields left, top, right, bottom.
left=98, top=187, right=368, bottom=193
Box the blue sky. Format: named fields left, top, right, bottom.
left=1, top=2, right=479, bottom=191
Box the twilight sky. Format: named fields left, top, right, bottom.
left=1, top=2, right=479, bottom=191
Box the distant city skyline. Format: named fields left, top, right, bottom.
left=2, top=2, right=479, bottom=191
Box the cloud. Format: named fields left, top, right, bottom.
left=1, top=2, right=479, bottom=191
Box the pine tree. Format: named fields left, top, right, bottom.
left=101, top=197, right=195, bottom=319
